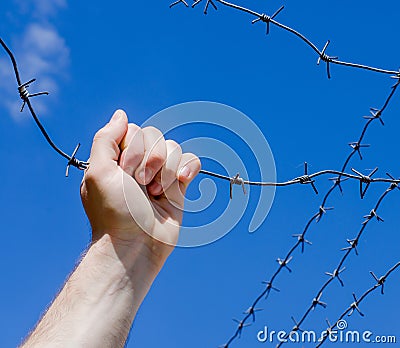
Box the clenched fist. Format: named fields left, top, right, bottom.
left=80, top=109, right=201, bottom=264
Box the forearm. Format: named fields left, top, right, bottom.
left=21, top=111, right=199, bottom=347
left=22, top=234, right=162, bottom=348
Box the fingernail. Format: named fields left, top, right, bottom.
left=138, top=169, right=146, bottom=183
left=111, top=110, right=123, bottom=123
left=144, top=168, right=154, bottom=184
left=179, top=166, right=191, bottom=179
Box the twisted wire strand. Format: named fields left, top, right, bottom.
left=2, top=35, right=399, bottom=188
left=173, top=0, right=400, bottom=195
left=0, top=38, right=88, bottom=176
left=201, top=169, right=400, bottom=188
left=169, top=4, right=400, bottom=345
left=200, top=77, right=400, bottom=196
left=316, top=261, right=400, bottom=348
left=1, top=0, right=399, bottom=175
left=174, top=0, right=400, bottom=77
left=276, top=184, right=398, bottom=347
left=1, top=3, right=399, bottom=346
left=216, top=77, right=399, bottom=347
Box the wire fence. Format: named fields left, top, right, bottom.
left=316, top=261, right=400, bottom=347
left=169, top=1, right=400, bottom=347
left=1, top=35, right=400, bottom=190
left=211, top=79, right=400, bottom=347
left=1, top=1, right=399, bottom=347
left=275, top=184, right=397, bottom=348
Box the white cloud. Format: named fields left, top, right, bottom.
left=0, top=2, right=69, bottom=119
left=16, top=0, right=67, bottom=17
left=19, top=23, right=70, bottom=79
left=35, top=0, right=66, bottom=16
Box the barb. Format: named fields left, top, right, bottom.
left=200, top=168, right=400, bottom=198
left=276, top=184, right=397, bottom=347
left=173, top=0, right=400, bottom=78
left=351, top=167, right=378, bottom=199
left=252, top=5, right=285, bottom=35
left=1, top=2, right=398, bottom=178
left=316, top=261, right=400, bottom=347
left=170, top=0, right=189, bottom=8
left=2, top=4, right=400, bottom=347
left=0, top=38, right=88, bottom=176
left=0, top=4, right=400, bottom=348
left=215, top=65, right=399, bottom=347
left=193, top=0, right=217, bottom=14
left=229, top=173, right=246, bottom=199
left=176, top=0, right=400, bottom=195
left=17, top=78, right=49, bottom=112
left=4, top=33, right=399, bottom=188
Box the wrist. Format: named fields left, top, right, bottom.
left=91, top=233, right=168, bottom=284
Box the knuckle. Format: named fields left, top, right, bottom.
left=142, top=126, right=164, bottom=142
left=166, top=139, right=182, bottom=154
left=83, top=167, right=99, bottom=185
left=123, top=126, right=143, bottom=150
left=143, top=126, right=162, bottom=135
left=131, top=128, right=144, bottom=146
left=93, top=127, right=109, bottom=141
left=166, top=139, right=179, bottom=148
left=128, top=123, right=141, bottom=134
left=143, top=126, right=166, bottom=148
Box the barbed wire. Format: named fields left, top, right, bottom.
left=170, top=0, right=400, bottom=78
left=203, top=166, right=400, bottom=198
left=169, top=0, right=400, bottom=197
left=0, top=38, right=89, bottom=177
left=214, top=77, right=399, bottom=348
left=275, top=183, right=398, bottom=347
left=0, top=38, right=89, bottom=176
left=168, top=1, right=400, bottom=347
left=316, top=261, right=400, bottom=347
left=1, top=2, right=399, bottom=347
left=2, top=37, right=400, bottom=191
left=0, top=22, right=400, bottom=186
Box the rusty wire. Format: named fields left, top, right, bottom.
left=316, top=261, right=400, bottom=347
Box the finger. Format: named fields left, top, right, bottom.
left=162, top=153, right=201, bottom=208
left=177, top=153, right=202, bottom=193
left=147, top=140, right=182, bottom=196
left=119, top=124, right=144, bottom=177
left=135, top=126, right=167, bottom=185
left=89, top=110, right=128, bottom=171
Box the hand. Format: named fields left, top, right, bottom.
left=80, top=110, right=201, bottom=265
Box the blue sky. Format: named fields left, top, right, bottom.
left=1, top=0, right=400, bottom=347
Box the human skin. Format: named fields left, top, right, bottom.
left=21, top=110, right=201, bottom=348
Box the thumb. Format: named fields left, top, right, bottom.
left=89, top=110, right=128, bottom=169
